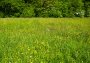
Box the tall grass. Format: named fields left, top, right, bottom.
left=0, top=18, right=90, bottom=63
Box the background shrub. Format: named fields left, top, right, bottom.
left=20, top=6, right=35, bottom=17
left=0, top=0, right=90, bottom=17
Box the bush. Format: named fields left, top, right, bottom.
left=74, top=10, right=85, bottom=17
left=0, top=12, right=4, bottom=18
left=84, top=1, right=90, bottom=17
left=49, top=7, right=62, bottom=17
left=14, top=13, right=20, bottom=17
left=87, top=7, right=90, bottom=17
left=20, top=6, right=35, bottom=17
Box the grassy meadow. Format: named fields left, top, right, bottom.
left=0, top=18, right=90, bottom=63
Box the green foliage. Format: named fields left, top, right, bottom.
left=0, top=12, right=4, bottom=18
left=48, top=7, right=62, bottom=17
left=85, top=2, right=90, bottom=17
left=21, top=5, right=35, bottom=17
left=0, top=0, right=90, bottom=17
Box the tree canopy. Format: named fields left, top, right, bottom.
left=0, top=0, right=90, bottom=17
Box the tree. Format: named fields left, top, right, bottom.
left=83, top=0, right=90, bottom=17
left=0, top=0, right=89, bottom=17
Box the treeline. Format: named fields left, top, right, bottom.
left=0, top=0, right=90, bottom=18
